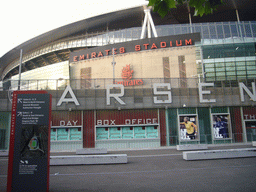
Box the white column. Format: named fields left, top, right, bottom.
left=140, top=9, right=158, bottom=39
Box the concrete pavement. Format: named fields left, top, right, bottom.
left=1, top=143, right=256, bottom=192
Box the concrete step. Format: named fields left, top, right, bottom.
left=177, top=144, right=208, bottom=151
left=76, top=148, right=107, bottom=155
left=50, top=154, right=128, bottom=165
left=183, top=148, right=256, bottom=160
left=0, top=150, right=8, bottom=157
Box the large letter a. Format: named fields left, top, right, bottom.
left=57, top=85, right=80, bottom=106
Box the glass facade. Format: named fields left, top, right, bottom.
left=0, top=112, right=11, bottom=150
left=203, top=43, right=255, bottom=59
left=2, top=20, right=256, bottom=91
left=10, top=61, right=69, bottom=90
left=6, top=21, right=256, bottom=80
left=204, top=58, right=256, bottom=81
left=202, top=43, right=256, bottom=81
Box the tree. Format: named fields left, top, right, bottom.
left=147, top=0, right=223, bottom=17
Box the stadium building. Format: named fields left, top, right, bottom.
left=0, top=0, right=256, bottom=151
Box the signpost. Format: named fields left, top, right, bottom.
left=7, top=91, right=52, bottom=192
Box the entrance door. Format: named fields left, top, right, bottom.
left=245, top=121, right=256, bottom=141
left=0, top=129, right=6, bottom=149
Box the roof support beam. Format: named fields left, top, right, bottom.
left=53, top=51, right=62, bottom=62
left=29, top=60, right=37, bottom=69
left=40, top=55, right=50, bottom=66
left=140, top=9, right=158, bottom=39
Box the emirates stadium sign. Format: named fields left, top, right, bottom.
left=70, top=33, right=201, bottom=63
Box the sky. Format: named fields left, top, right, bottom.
left=0, top=0, right=148, bottom=57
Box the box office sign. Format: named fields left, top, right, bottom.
left=96, top=109, right=158, bottom=126
left=96, top=118, right=158, bottom=126
left=7, top=91, right=52, bottom=192
left=51, top=111, right=82, bottom=127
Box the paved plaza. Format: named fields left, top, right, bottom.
left=1, top=144, right=256, bottom=192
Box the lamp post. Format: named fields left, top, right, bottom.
left=18, top=49, right=23, bottom=90
left=111, top=48, right=116, bottom=84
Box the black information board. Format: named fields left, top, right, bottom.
left=7, top=91, right=52, bottom=192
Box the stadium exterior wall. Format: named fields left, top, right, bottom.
left=1, top=5, right=256, bottom=151
left=0, top=78, right=256, bottom=150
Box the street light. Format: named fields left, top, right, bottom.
left=111, top=48, right=116, bottom=84
left=18, top=49, right=23, bottom=90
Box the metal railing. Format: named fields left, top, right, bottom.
left=95, top=138, right=160, bottom=149
left=50, top=133, right=255, bottom=151
left=2, top=78, right=255, bottom=91
left=169, top=133, right=256, bottom=146
left=1, top=133, right=255, bottom=151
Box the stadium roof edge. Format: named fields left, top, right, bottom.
left=1, top=0, right=256, bottom=78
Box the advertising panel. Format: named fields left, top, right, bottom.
left=212, top=114, right=231, bottom=139
left=57, top=128, right=69, bottom=140
left=70, top=128, right=82, bottom=140
left=146, top=126, right=158, bottom=139
left=122, top=127, right=134, bottom=139
left=96, top=128, right=109, bottom=140
left=51, top=111, right=82, bottom=142
left=134, top=127, right=146, bottom=139
left=96, top=126, right=159, bottom=140
left=51, top=129, right=57, bottom=141
left=179, top=115, right=199, bottom=141
left=96, top=109, right=160, bottom=141
left=109, top=127, right=122, bottom=140
left=7, top=91, right=51, bottom=192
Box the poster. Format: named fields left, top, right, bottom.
left=70, top=128, right=82, bottom=140
left=122, top=127, right=134, bottom=139
left=96, top=128, right=109, bottom=140
left=109, top=127, right=121, bottom=139
left=146, top=126, right=158, bottom=138
left=179, top=115, right=199, bottom=141
left=212, top=114, right=230, bottom=139
left=57, top=128, right=69, bottom=141
left=51, top=129, right=57, bottom=141
left=134, top=127, right=146, bottom=139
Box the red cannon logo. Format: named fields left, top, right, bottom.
left=115, top=64, right=143, bottom=86
left=121, top=64, right=134, bottom=80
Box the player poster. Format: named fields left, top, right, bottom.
left=179, top=115, right=199, bottom=141
left=212, top=114, right=231, bottom=139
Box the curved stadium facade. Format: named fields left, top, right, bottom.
left=0, top=0, right=256, bottom=151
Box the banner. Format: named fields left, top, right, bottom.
left=212, top=114, right=230, bottom=139
left=179, top=115, right=199, bottom=141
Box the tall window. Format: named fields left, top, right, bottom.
left=81, top=67, right=91, bottom=88
left=163, top=57, right=170, bottom=83
left=178, top=55, right=187, bottom=88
